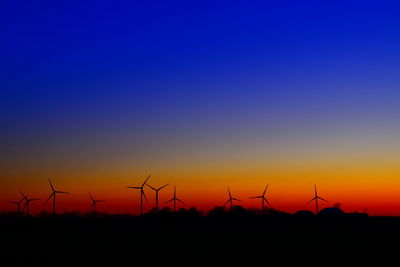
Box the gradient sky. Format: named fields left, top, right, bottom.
left=2, top=0, right=400, bottom=215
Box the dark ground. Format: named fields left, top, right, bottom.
left=1, top=208, right=399, bottom=266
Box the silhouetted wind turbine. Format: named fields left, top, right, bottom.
left=224, top=187, right=241, bottom=210
left=45, top=178, right=69, bottom=215
left=250, top=185, right=272, bottom=210
left=127, top=175, right=151, bottom=215
left=165, top=186, right=184, bottom=212
left=20, top=191, right=40, bottom=216
left=307, top=184, right=328, bottom=214
left=146, top=183, right=169, bottom=210
left=7, top=197, right=24, bottom=214
left=88, top=192, right=105, bottom=214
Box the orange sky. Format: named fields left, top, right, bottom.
left=2, top=122, right=400, bottom=216
left=2, top=160, right=400, bottom=216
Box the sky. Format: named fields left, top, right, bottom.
left=1, top=0, right=400, bottom=215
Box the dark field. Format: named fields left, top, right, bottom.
left=1, top=210, right=399, bottom=267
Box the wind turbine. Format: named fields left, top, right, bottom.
left=88, top=192, right=105, bottom=214
left=224, top=187, right=241, bottom=210
left=146, top=183, right=169, bottom=210
left=20, top=191, right=40, bottom=216
left=7, top=197, right=24, bottom=214
left=127, top=175, right=151, bottom=215
left=165, top=186, right=184, bottom=212
left=45, top=178, right=69, bottom=215
left=307, top=184, right=328, bottom=214
left=250, top=185, right=272, bottom=210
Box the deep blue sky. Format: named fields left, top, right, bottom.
left=2, top=1, right=400, bottom=185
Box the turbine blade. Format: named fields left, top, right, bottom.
left=307, top=197, right=317, bottom=204
left=232, top=198, right=242, bottom=202
left=142, top=175, right=151, bottom=187
left=48, top=178, right=55, bottom=191
left=44, top=192, right=55, bottom=204
left=264, top=197, right=272, bottom=208
left=146, top=184, right=156, bottom=191
left=224, top=199, right=230, bottom=206
left=56, top=191, right=69, bottom=194
left=88, top=192, right=95, bottom=201
left=142, top=189, right=147, bottom=201
left=126, top=186, right=140, bottom=189
left=30, top=198, right=40, bottom=201
left=159, top=184, right=169, bottom=190
left=177, top=198, right=185, bottom=204
left=19, top=191, right=27, bottom=199
left=314, top=184, right=317, bottom=197
left=263, top=185, right=269, bottom=196
left=227, top=187, right=232, bottom=198
left=318, top=197, right=328, bottom=203
left=250, top=196, right=262, bottom=199
left=165, top=198, right=174, bottom=204
left=8, top=201, right=18, bottom=205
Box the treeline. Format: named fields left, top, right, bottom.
left=0, top=205, right=382, bottom=230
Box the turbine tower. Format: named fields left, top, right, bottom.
left=7, top=197, right=24, bottom=214
left=250, top=185, right=272, bottom=210
left=127, top=175, right=151, bottom=215
left=45, top=178, right=69, bottom=215
left=146, top=183, right=169, bottom=210
left=88, top=192, right=105, bottom=214
left=165, top=186, right=184, bottom=212
left=224, top=187, right=241, bottom=210
left=307, top=184, right=328, bottom=214
left=20, top=191, right=40, bottom=216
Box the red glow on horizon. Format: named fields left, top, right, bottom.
left=3, top=192, right=400, bottom=216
